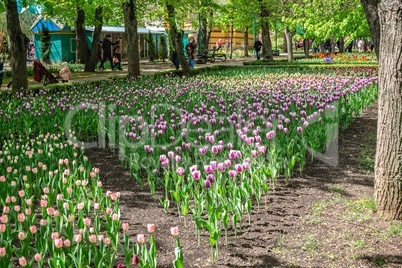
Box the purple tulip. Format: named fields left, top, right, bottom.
left=207, top=174, right=215, bottom=183
left=203, top=179, right=211, bottom=188
left=176, top=167, right=185, bottom=176
left=192, top=170, right=201, bottom=180
left=297, top=126, right=303, bottom=133
left=266, top=130, right=276, bottom=140
left=217, top=163, right=226, bottom=172
left=204, top=165, right=214, bottom=174
left=228, top=170, right=237, bottom=178
left=235, top=164, right=243, bottom=173
left=168, top=151, right=175, bottom=159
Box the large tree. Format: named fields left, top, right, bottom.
left=123, top=0, right=140, bottom=78
left=5, top=0, right=29, bottom=91
left=363, top=0, right=402, bottom=220
left=166, top=1, right=192, bottom=76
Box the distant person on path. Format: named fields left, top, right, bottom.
left=113, top=36, right=123, bottom=70
left=225, top=38, right=230, bottom=49
left=358, top=39, right=365, bottom=53
left=99, top=35, right=114, bottom=70
left=216, top=38, right=223, bottom=51
left=59, top=62, right=72, bottom=83
left=186, top=36, right=197, bottom=69
left=253, top=39, right=262, bottom=60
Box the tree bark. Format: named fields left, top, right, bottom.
left=282, top=32, right=287, bottom=53
left=338, top=38, right=345, bottom=53
left=200, top=13, right=208, bottom=52
left=284, top=28, right=293, bottom=62
left=361, top=0, right=380, bottom=59
left=244, top=27, right=249, bottom=57
left=123, top=0, right=140, bottom=79
left=374, top=0, right=402, bottom=220
left=6, top=0, right=28, bottom=91
left=84, top=7, right=102, bottom=72
left=166, top=2, right=193, bottom=76
left=76, top=7, right=89, bottom=64
left=229, top=23, right=234, bottom=59
left=166, top=3, right=192, bottom=76
left=259, top=2, right=273, bottom=62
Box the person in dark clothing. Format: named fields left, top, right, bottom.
left=99, top=35, right=114, bottom=70
left=253, top=40, right=262, bottom=60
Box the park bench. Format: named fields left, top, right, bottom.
left=196, top=48, right=227, bottom=64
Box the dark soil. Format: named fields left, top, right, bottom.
left=85, top=102, right=402, bottom=268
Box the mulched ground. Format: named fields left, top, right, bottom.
left=85, top=102, right=402, bottom=268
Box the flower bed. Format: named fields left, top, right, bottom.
left=0, top=66, right=378, bottom=266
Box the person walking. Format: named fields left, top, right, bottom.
left=113, top=36, right=123, bottom=70
left=253, top=39, right=263, bottom=60
left=216, top=38, right=223, bottom=51
left=99, top=35, right=114, bottom=70
left=186, top=36, right=197, bottom=69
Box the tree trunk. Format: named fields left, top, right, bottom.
left=229, top=23, right=234, bottom=59
left=6, top=0, right=28, bottom=91
left=304, top=39, right=310, bottom=58
left=259, top=2, right=273, bottom=62
left=123, top=0, right=141, bottom=79
left=244, top=27, right=249, bottom=57
left=76, top=7, right=89, bottom=64
left=361, top=0, right=381, bottom=59
left=282, top=32, right=287, bottom=53
left=338, top=38, right=345, bottom=53
left=374, top=0, right=402, bottom=220
left=84, top=7, right=102, bottom=72
left=166, top=3, right=192, bottom=76
left=319, top=42, right=325, bottom=53
left=284, top=28, right=293, bottom=62
left=201, top=14, right=208, bottom=51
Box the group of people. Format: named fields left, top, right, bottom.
left=98, top=35, right=123, bottom=71
left=174, top=36, right=263, bottom=70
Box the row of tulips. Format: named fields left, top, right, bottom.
left=0, top=132, right=182, bottom=267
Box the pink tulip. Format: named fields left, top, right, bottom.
left=84, top=217, right=91, bottom=227
left=170, top=226, right=179, bottom=236
left=18, top=190, right=25, bottom=197
left=34, top=253, right=41, bottom=262
left=74, top=234, right=82, bottom=243
left=89, top=234, right=97, bottom=244
left=54, top=238, right=63, bottom=248
left=147, top=224, right=156, bottom=233
left=40, top=219, right=47, bottom=226
left=0, top=224, right=6, bottom=233
left=132, top=255, right=139, bottom=265
left=18, top=231, right=26, bottom=240
left=137, top=234, right=145, bottom=243
left=122, top=222, right=129, bottom=231
left=2, top=206, right=9, bottom=214
left=51, top=232, right=60, bottom=240
left=63, top=239, right=71, bottom=247
left=29, top=225, right=37, bottom=234
left=0, top=247, right=6, bottom=257
left=19, top=256, right=27, bottom=267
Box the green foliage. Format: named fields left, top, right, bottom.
left=160, top=35, right=168, bottom=61
left=41, top=27, right=52, bottom=64
left=145, top=32, right=158, bottom=62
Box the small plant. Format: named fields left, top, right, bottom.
left=41, top=27, right=52, bottom=64
left=302, top=234, right=319, bottom=252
